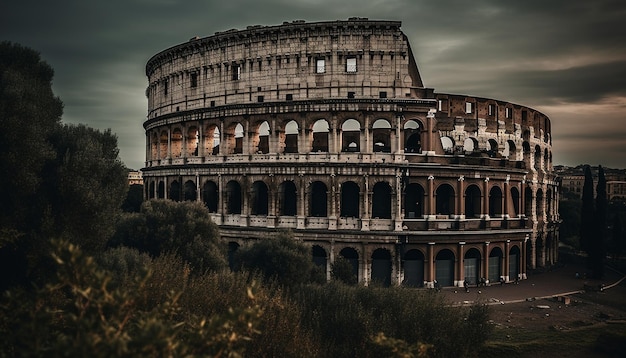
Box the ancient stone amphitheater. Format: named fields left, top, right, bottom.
left=143, top=18, right=559, bottom=287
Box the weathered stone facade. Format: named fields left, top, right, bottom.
left=143, top=18, right=560, bottom=287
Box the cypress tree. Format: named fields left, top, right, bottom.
left=580, top=165, right=595, bottom=254
left=591, top=166, right=607, bottom=278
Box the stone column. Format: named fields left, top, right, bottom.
left=483, top=242, right=490, bottom=284
left=426, top=242, right=435, bottom=288
left=483, top=177, right=490, bottom=219
left=361, top=175, right=370, bottom=231
left=457, top=242, right=465, bottom=287
left=457, top=176, right=465, bottom=218
left=426, top=175, right=435, bottom=218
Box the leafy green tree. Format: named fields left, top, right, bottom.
left=236, top=230, right=317, bottom=287
left=122, top=183, right=144, bottom=212
left=109, top=199, right=227, bottom=273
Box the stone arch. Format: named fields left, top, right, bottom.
left=371, top=248, right=392, bottom=287
left=310, top=180, right=327, bottom=217
left=510, top=186, right=520, bottom=217
left=202, top=180, right=219, bottom=212
left=372, top=119, right=391, bottom=153
left=226, top=180, right=242, bottom=214
left=157, top=181, right=165, bottom=199
left=464, top=248, right=481, bottom=285
left=279, top=180, right=297, bottom=216
left=403, top=249, right=425, bottom=287
left=404, top=183, right=424, bottom=218
left=524, top=186, right=533, bottom=217
left=171, top=128, right=183, bottom=158
left=534, top=145, right=541, bottom=169
left=509, top=245, right=521, bottom=281
left=312, top=245, right=328, bottom=274
left=536, top=188, right=544, bottom=218
left=465, top=184, right=482, bottom=218
left=435, top=183, right=455, bottom=216
left=546, top=188, right=553, bottom=218
left=372, top=181, right=392, bottom=219
left=441, top=136, right=454, bottom=153
left=341, top=119, right=361, bottom=152
left=233, top=123, right=244, bottom=154
left=148, top=181, right=156, bottom=199
left=204, top=123, right=220, bottom=155
left=488, top=247, right=503, bottom=282
left=284, top=120, right=299, bottom=153
left=435, top=249, right=455, bottom=287
left=150, top=132, right=158, bottom=160
left=489, top=185, right=503, bottom=217
left=187, top=126, right=199, bottom=156
left=169, top=180, right=181, bottom=202
left=403, top=120, right=422, bottom=153
left=312, top=119, right=329, bottom=152
left=159, top=130, right=168, bottom=159
left=339, top=247, right=359, bottom=282
left=252, top=120, right=270, bottom=154
left=183, top=180, right=196, bottom=201
left=487, top=139, right=498, bottom=157
left=503, top=139, right=516, bottom=158
left=340, top=181, right=360, bottom=218
left=250, top=180, right=269, bottom=215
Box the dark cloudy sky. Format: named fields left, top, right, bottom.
left=4, top=0, right=626, bottom=170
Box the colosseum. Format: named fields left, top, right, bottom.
left=143, top=18, right=560, bottom=287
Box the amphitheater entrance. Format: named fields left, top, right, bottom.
left=339, top=247, right=359, bottom=282
left=463, top=248, right=481, bottom=285
left=435, top=249, right=455, bottom=287
left=488, top=247, right=503, bottom=283
left=509, top=246, right=520, bottom=281
left=403, top=249, right=424, bottom=287
left=371, top=248, right=392, bottom=287
left=312, top=245, right=327, bottom=273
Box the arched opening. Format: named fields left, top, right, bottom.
left=340, top=181, right=360, bottom=217
left=255, top=121, right=270, bottom=154
left=487, top=139, right=498, bottom=157
left=465, top=185, right=481, bottom=218
left=251, top=181, right=269, bottom=215
left=525, top=187, right=533, bottom=217
left=279, top=181, right=297, bottom=216
left=150, top=132, right=158, bottom=160
left=187, top=126, right=199, bottom=156
left=204, top=124, right=220, bottom=155
left=534, top=145, right=541, bottom=169
left=312, top=245, right=327, bottom=274
left=148, top=181, right=156, bottom=199
left=371, top=248, right=392, bottom=287
left=228, top=242, right=240, bottom=271
left=310, top=181, right=327, bottom=217
left=536, top=188, right=544, bottom=218
left=489, top=186, right=503, bottom=217
left=404, top=183, right=424, bottom=218
left=435, top=249, right=455, bottom=287
left=183, top=180, right=196, bottom=201
left=372, top=119, right=391, bottom=153
left=157, top=181, right=165, bottom=199
left=463, top=137, right=478, bottom=153
left=171, top=128, right=183, bottom=158
left=510, top=187, right=520, bottom=217
left=488, top=247, right=503, bottom=283
left=403, top=120, right=421, bottom=153
left=372, top=181, right=392, bottom=219
left=202, top=180, right=218, bottom=212
left=339, top=247, right=359, bottom=282
left=226, top=180, right=242, bottom=214
left=159, top=131, right=168, bottom=159
left=436, top=184, right=455, bottom=216
left=403, top=249, right=424, bottom=287
left=441, top=136, right=454, bottom=154
left=504, top=140, right=516, bottom=158
left=546, top=188, right=553, bottom=218
left=509, top=246, right=520, bottom=281
left=464, top=248, right=481, bottom=285
left=312, top=119, right=329, bottom=152
left=234, top=123, right=244, bottom=154
left=341, top=119, right=361, bottom=152
left=284, top=120, right=299, bottom=153
left=169, top=180, right=181, bottom=202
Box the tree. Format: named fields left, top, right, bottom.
left=122, top=184, right=144, bottom=212
left=590, top=166, right=607, bottom=278
left=331, top=256, right=358, bottom=285
left=109, top=199, right=227, bottom=273
left=580, top=165, right=595, bottom=255
left=236, top=231, right=318, bottom=287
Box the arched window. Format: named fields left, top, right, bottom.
left=169, top=180, right=181, bottom=202
left=202, top=181, right=218, bottom=212
left=488, top=247, right=503, bottom=282
left=284, top=120, right=299, bottom=153
left=279, top=181, right=297, bottom=216
left=226, top=180, right=242, bottom=214
left=372, top=119, right=391, bottom=153
left=187, top=126, right=199, bottom=156
left=234, top=123, right=244, bottom=154
left=150, top=132, right=158, bottom=160
left=487, top=139, right=498, bottom=157
left=503, top=140, right=516, bottom=158
left=183, top=180, right=196, bottom=201
left=441, top=136, right=454, bottom=154
left=403, top=249, right=424, bottom=287
left=510, top=187, right=520, bottom=217
left=148, top=181, right=156, bottom=199
left=157, top=181, right=165, bottom=199
left=403, top=120, right=421, bottom=153
left=312, top=119, right=329, bottom=152
left=436, top=184, right=455, bottom=216
left=340, top=181, right=360, bottom=217
left=536, top=188, right=544, bottom=218
left=464, top=138, right=477, bottom=153
left=404, top=183, right=424, bottom=218
left=341, top=119, right=361, bottom=152
left=371, top=248, right=392, bottom=287
left=204, top=124, right=220, bottom=155
left=372, top=182, right=392, bottom=219
left=464, top=248, right=481, bottom=285
left=489, top=186, right=503, bottom=217
left=251, top=181, right=269, bottom=215
left=255, top=121, right=270, bottom=154
left=159, top=131, right=168, bottom=159
left=339, top=247, right=359, bottom=281
left=534, top=145, right=542, bottom=169
left=435, top=249, right=455, bottom=287
left=465, top=185, right=481, bottom=218
left=310, top=181, right=327, bottom=217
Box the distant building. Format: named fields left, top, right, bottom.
left=128, top=171, right=143, bottom=186
left=557, top=165, right=626, bottom=202
left=142, top=19, right=560, bottom=287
